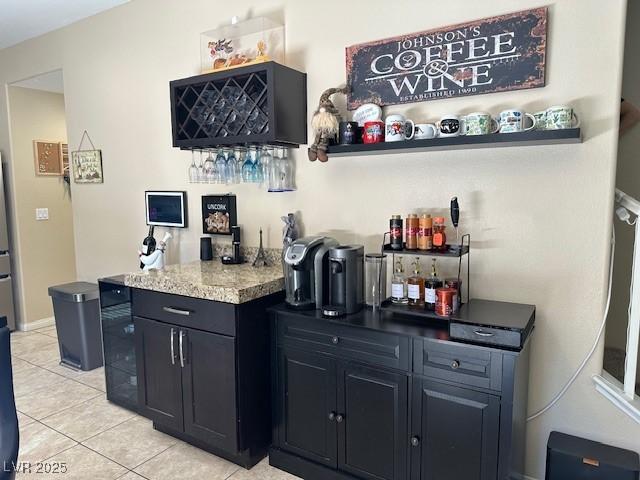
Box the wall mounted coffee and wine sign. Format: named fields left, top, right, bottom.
left=346, top=7, right=548, bottom=109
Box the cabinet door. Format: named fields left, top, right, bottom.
left=182, top=328, right=238, bottom=452
left=135, top=316, right=184, bottom=431
left=338, top=362, right=408, bottom=480
left=411, top=378, right=499, bottom=480
left=277, top=347, right=337, bottom=468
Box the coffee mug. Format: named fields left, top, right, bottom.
left=362, top=121, right=385, bottom=143
left=498, top=109, right=536, bottom=133
left=463, top=112, right=499, bottom=136
left=545, top=105, right=580, bottom=130
left=414, top=123, right=438, bottom=140
left=438, top=115, right=465, bottom=137
left=385, top=114, right=415, bottom=142
left=533, top=111, right=548, bottom=130
left=339, top=121, right=359, bottom=145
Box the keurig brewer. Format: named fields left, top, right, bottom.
left=283, top=236, right=339, bottom=310
left=322, top=245, right=364, bottom=317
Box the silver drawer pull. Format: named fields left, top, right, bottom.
left=474, top=330, right=495, bottom=337
left=451, top=360, right=460, bottom=370
left=170, top=328, right=176, bottom=365
left=163, top=306, right=191, bottom=316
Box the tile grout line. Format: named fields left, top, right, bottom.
left=129, top=443, right=179, bottom=471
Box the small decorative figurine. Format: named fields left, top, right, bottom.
left=256, top=40, right=268, bottom=61
left=208, top=39, right=233, bottom=70
left=308, top=86, right=349, bottom=162
left=252, top=228, right=269, bottom=267
left=139, top=232, right=172, bottom=271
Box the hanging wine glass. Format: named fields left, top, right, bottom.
left=197, top=150, right=205, bottom=183
left=214, top=148, right=227, bottom=184
left=253, top=147, right=264, bottom=184
left=188, top=149, right=199, bottom=183
left=269, top=147, right=283, bottom=192
left=203, top=150, right=216, bottom=183
left=282, top=148, right=296, bottom=191
left=226, top=148, right=239, bottom=184
left=242, top=147, right=255, bottom=183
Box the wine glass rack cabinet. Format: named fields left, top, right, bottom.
left=170, top=62, right=307, bottom=150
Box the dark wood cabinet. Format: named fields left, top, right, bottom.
left=135, top=316, right=184, bottom=431
left=132, top=288, right=283, bottom=469
left=277, top=347, right=337, bottom=468
left=170, top=62, right=307, bottom=149
left=411, top=378, right=499, bottom=480
left=182, top=328, right=237, bottom=452
left=269, top=305, right=533, bottom=480
left=338, top=362, right=408, bottom=480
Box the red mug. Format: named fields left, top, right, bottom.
left=362, top=121, right=385, bottom=143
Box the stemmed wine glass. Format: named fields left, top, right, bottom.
left=197, top=150, right=205, bottom=183
left=188, top=149, right=199, bottom=183
left=203, top=150, right=216, bottom=183
left=214, top=149, right=227, bottom=184
left=242, top=147, right=255, bottom=183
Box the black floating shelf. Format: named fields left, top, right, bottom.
left=380, top=300, right=455, bottom=322
left=327, top=128, right=581, bottom=157
left=383, top=244, right=469, bottom=258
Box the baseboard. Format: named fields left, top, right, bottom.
left=20, top=316, right=55, bottom=331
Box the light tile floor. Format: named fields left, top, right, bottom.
left=9, top=328, right=300, bottom=480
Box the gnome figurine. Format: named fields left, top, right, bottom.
left=308, top=86, right=349, bottom=162
left=139, top=232, right=172, bottom=270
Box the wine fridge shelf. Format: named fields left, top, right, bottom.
left=383, top=234, right=471, bottom=315
left=326, top=128, right=581, bottom=157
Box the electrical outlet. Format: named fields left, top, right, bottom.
left=35, top=208, right=49, bottom=220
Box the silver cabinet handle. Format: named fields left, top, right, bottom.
left=170, top=328, right=176, bottom=365
left=0, top=276, right=10, bottom=282
left=163, top=306, right=191, bottom=316
left=474, top=330, right=495, bottom=337
left=179, top=330, right=186, bottom=368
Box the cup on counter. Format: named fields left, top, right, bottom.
left=497, top=109, right=536, bottom=133
left=545, top=105, right=580, bottom=130
left=414, top=123, right=438, bottom=140
left=339, top=121, right=359, bottom=145
left=385, top=114, right=415, bottom=142
left=437, top=114, right=465, bottom=137
left=362, top=120, right=385, bottom=144
left=463, top=112, right=499, bottom=136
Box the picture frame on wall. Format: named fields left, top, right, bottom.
left=71, top=149, right=103, bottom=183
left=202, top=194, right=237, bottom=235
left=33, top=140, right=63, bottom=176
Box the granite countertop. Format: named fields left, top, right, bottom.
left=124, top=258, right=284, bottom=304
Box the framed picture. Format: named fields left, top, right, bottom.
left=71, top=149, right=103, bottom=183
left=33, top=140, right=63, bottom=176
left=202, top=194, right=237, bottom=235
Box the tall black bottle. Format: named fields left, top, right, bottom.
left=140, top=226, right=156, bottom=269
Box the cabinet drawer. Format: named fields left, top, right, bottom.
left=414, top=339, right=502, bottom=391
left=132, top=289, right=236, bottom=336
left=449, top=323, right=524, bottom=349
left=277, top=314, right=409, bottom=371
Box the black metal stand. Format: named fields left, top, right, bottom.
left=382, top=233, right=471, bottom=320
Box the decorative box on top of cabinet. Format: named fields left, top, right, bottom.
left=170, top=61, right=307, bottom=149
left=269, top=304, right=534, bottom=480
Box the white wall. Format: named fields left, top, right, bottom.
left=0, top=0, right=636, bottom=477
left=7, top=86, right=77, bottom=327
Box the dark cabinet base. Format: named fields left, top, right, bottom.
left=270, top=447, right=361, bottom=480
left=155, top=423, right=267, bottom=469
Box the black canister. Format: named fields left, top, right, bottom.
left=200, top=237, right=213, bottom=261
left=390, top=215, right=403, bottom=250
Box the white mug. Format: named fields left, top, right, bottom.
left=414, top=123, right=438, bottom=140
left=438, top=115, right=465, bottom=137
left=498, top=109, right=536, bottom=133
left=463, top=112, right=499, bottom=136
left=385, top=114, right=415, bottom=142
left=545, top=105, right=580, bottom=130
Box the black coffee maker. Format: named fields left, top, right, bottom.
left=322, top=245, right=364, bottom=317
